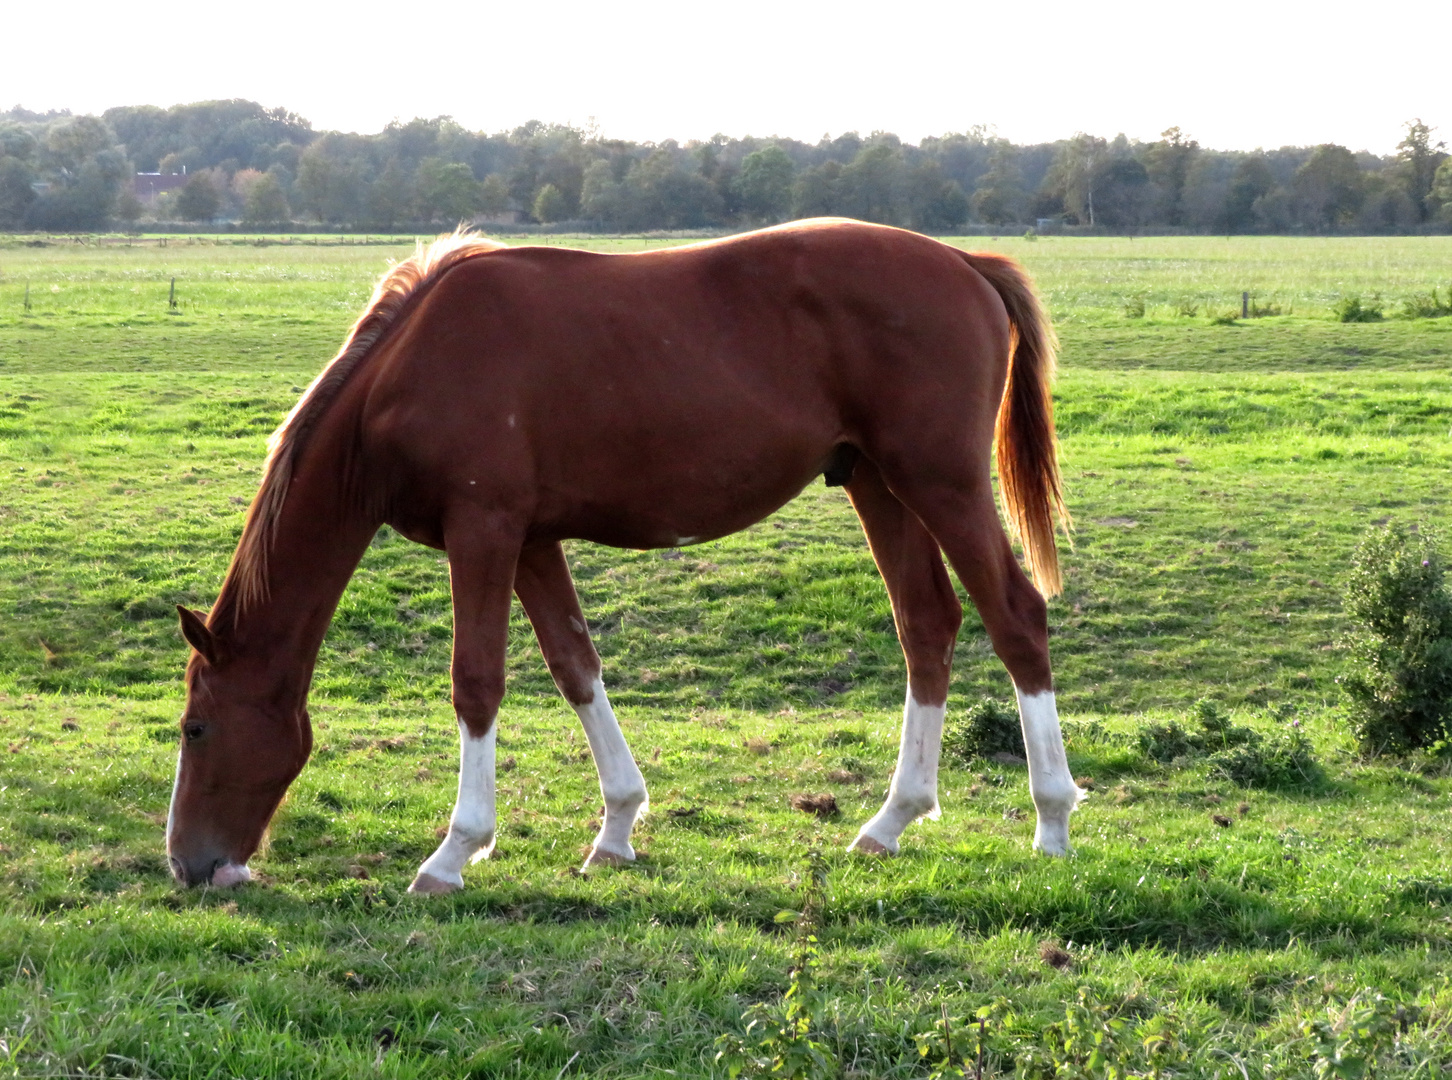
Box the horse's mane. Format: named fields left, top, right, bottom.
left=214, top=230, right=506, bottom=624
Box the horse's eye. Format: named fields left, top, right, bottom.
left=184, top=723, right=206, bottom=743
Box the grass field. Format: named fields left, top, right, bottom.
left=1, top=233, right=1450, bottom=1077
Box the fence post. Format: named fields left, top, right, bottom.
left=24, top=282, right=31, bottom=312
left=169, top=277, right=177, bottom=310
left=1242, top=291, right=1249, bottom=319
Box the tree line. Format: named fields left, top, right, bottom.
left=2, top=100, right=1449, bottom=233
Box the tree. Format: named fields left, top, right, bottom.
left=1141, top=126, right=1199, bottom=226
left=176, top=173, right=221, bottom=221
left=1395, top=119, right=1447, bottom=221
left=366, top=158, right=411, bottom=228
left=1092, top=156, right=1150, bottom=227
left=731, top=145, right=795, bottom=223
left=242, top=173, right=289, bottom=224
left=532, top=182, right=567, bottom=223
left=970, top=140, right=1026, bottom=224
left=1295, top=144, right=1363, bottom=230
left=479, top=173, right=511, bottom=217
left=113, top=187, right=145, bottom=227
left=1219, top=154, right=1275, bottom=232
left=0, top=155, right=37, bottom=226
left=906, top=160, right=968, bottom=231
left=1432, top=158, right=1452, bottom=224
left=415, top=159, right=480, bottom=224
left=837, top=143, right=907, bottom=224
left=1044, top=133, right=1107, bottom=225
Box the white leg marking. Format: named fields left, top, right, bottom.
left=851, top=693, right=945, bottom=854
left=413, top=721, right=496, bottom=890
left=575, top=677, right=648, bottom=866
left=1015, top=687, right=1086, bottom=856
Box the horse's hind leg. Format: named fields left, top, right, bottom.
left=845, top=460, right=963, bottom=855
left=885, top=473, right=1083, bottom=855
left=513, top=541, right=648, bottom=870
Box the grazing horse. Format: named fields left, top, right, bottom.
left=166, top=218, right=1083, bottom=893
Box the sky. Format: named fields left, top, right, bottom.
left=5, top=0, right=1447, bottom=155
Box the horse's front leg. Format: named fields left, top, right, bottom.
left=409, top=517, right=521, bottom=895
left=514, top=541, right=648, bottom=870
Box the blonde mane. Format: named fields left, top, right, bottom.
left=216, top=230, right=506, bottom=622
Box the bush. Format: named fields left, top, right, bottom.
left=1208, top=728, right=1320, bottom=788
left=1400, top=286, right=1452, bottom=319
left=943, top=698, right=1023, bottom=763
left=1339, top=524, right=1452, bottom=754
left=1137, top=720, right=1200, bottom=764
left=1334, top=295, right=1384, bottom=322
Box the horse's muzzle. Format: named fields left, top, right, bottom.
left=170, top=853, right=251, bottom=888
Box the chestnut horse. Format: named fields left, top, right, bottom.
left=166, top=218, right=1082, bottom=892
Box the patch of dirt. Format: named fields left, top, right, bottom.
left=1039, top=941, right=1073, bottom=970
left=790, top=792, right=839, bottom=818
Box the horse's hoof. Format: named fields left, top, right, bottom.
left=582, top=846, right=632, bottom=869
left=849, top=834, right=894, bottom=856
left=408, top=872, right=461, bottom=895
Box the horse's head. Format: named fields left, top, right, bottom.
left=166, top=606, right=312, bottom=887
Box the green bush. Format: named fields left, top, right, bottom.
left=942, top=698, right=1023, bottom=763
left=1334, top=295, right=1384, bottom=322
left=1137, top=720, right=1200, bottom=764
left=1208, top=728, right=1321, bottom=788
left=1400, top=286, right=1452, bottom=319
left=1339, top=524, right=1452, bottom=754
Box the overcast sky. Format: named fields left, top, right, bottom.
left=6, top=0, right=1447, bottom=155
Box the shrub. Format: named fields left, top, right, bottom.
left=1137, top=720, right=1200, bottom=764
left=942, top=698, right=1023, bottom=763
left=1339, top=524, right=1452, bottom=754
left=1334, top=295, right=1384, bottom=322
left=1208, top=728, right=1320, bottom=788
left=1401, top=286, right=1452, bottom=319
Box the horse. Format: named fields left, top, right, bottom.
left=165, top=218, right=1083, bottom=893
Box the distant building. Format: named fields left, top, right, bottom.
left=134, top=172, right=187, bottom=204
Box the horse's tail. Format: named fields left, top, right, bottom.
left=958, top=251, right=1069, bottom=597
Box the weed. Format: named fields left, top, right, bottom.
left=1174, top=300, right=1200, bottom=318
left=1122, top=296, right=1146, bottom=319
left=716, top=851, right=836, bottom=1079
left=1209, top=309, right=1239, bottom=325
left=1339, top=524, right=1452, bottom=754
left=1334, top=295, right=1384, bottom=322
left=943, top=698, right=1024, bottom=764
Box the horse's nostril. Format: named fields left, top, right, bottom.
left=168, top=856, right=186, bottom=881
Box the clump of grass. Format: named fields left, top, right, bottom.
left=943, top=698, right=1023, bottom=764
left=1339, top=523, right=1452, bottom=755
left=1174, top=300, right=1200, bottom=318
left=1401, top=286, right=1452, bottom=319
left=1209, top=309, right=1239, bottom=325
left=1334, top=295, right=1384, bottom=322
left=1247, top=297, right=1284, bottom=317
left=1121, top=296, right=1146, bottom=319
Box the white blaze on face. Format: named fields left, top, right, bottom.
left=852, top=693, right=946, bottom=854
left=165, top=748, right=182, bottom=851
left=574, top=676, right=648, bottom=862
left=415, top=721, right=498, bottom=887
left=1014, top=686, right=1085, bottom=856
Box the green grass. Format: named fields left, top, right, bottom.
left=1, top=234, right=1451, bottom=1077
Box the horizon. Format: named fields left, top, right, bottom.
left=3, top=0, right=1447, bottom=158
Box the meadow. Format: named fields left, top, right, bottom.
left=0, top=233, right=1450, bottom=1078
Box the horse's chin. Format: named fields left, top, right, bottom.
left=211, top=863, right=252, bottom=888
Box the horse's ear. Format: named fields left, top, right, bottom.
left=177, top=606, right=220, bottom=665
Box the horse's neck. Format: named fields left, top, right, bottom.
left=223, top=477, right=379, bottom=700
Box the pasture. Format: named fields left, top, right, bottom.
left=1, top=233, right=1450, bottom=1077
